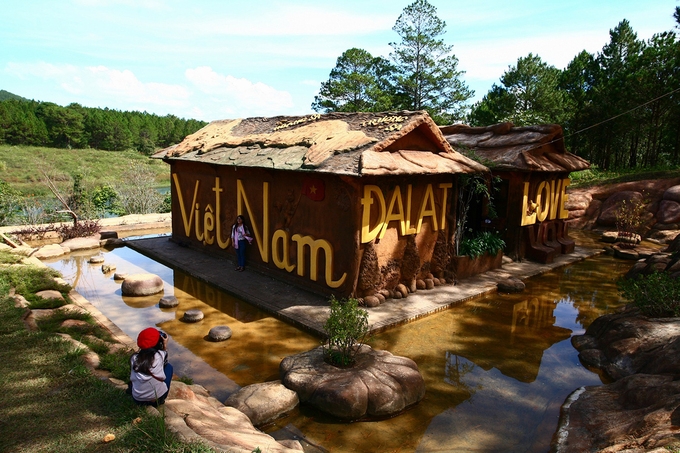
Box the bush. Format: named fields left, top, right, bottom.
left=322, top=296, right=369, bottom=367
left=459, top=231, right=505, bottom=259
left=57, top=219, right=101, bottom=240
left=618, top=271, right=680, bottom=317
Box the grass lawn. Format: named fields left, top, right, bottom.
left=0, top=251, right=214, bottom=453
left=0, top=145, right=170, bottom=198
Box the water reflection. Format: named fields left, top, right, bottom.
left=46, top=237, right=636, bottom=453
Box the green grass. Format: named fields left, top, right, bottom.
left=0, top=144, right=170, bottom=197
left=570, top=165, right=680, bottom=188
left=0, top=253, right=216, bottom=452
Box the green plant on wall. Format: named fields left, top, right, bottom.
left=322, top=296, right=369, bottom=367
left=453, top=172, right=501, bottom=256
left=459, top=230, right=505, bottom=259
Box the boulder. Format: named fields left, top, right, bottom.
left=600, top=231, right=619, bottom=243
left=280, top=345, right=425, bottom=420
left=597, top=191, right=643, bottom=226
left=164, top=382, right=302, bottom=453
left=159, top=295, right=179, bottom=308
left=182, top=309, right=204, bottom=323
left=62, top=236, right=100, bottom=252
left=657, top=199, right=680, bottom=224
left=121, top=273, right=164, bottom=296
left=208, top=325, right=232, bottom=341
left=225, top=380, right=299, bottom=426
left=424, top=278, right=435, bottom=290
left=497, top=277, right=525, bottom=293
left=35, top=290, right=64, bottom=301
left=554, top=374, right=680, bottom=453
left=571, top=308, right=680, bottom=381
left=395, top=283, right=409, bottom=298
left=564, top=192, right=592, bottom=211
left=33, top=244, right=69, bottom=260
left=363, top=296, right=380, bottom=307
left=663, top=184, right=680, bottom=202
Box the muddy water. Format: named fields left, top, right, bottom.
left=46, top=238, right=635, bottom=453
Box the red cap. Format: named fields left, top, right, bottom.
left=137, top=328, right=160, bottom=349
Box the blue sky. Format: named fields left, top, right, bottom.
left=1, top=0, right=677, bottom=121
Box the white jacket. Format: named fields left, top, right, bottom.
left=130, top=350, right=168, bottom=402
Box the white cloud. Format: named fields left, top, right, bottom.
left=185, top=66, right=294, bottom=117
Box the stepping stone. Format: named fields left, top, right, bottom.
left=89, top=256, right=105, bottom=264
left=208, top=325, right=232, bottom=341
left=159, top=295, right=179, bottom=308
left=101, top=264, right=116, bottom=273
left=121, top=273, right=163, bottom=296
left=113, top=272, right=128, bottom=281
left=35, top=290, right=64, bottom=301
left=182, top=309, right=204, bottom=323
left=497, top=277, right=526, bottom=293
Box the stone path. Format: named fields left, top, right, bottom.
left=127, top=236, right=602, bottom=337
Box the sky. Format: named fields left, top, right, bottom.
left=1, top=0, right=677, bottom=122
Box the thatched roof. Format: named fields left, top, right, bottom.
left=439, top=123, right=590, bottom=173
left=155, top=111, right=487, bottom=177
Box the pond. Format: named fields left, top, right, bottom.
left=45, top=234, right=635, bottom=452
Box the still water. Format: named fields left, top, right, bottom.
left=46, top=236, right=634, bottom=453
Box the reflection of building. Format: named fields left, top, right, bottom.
left=449, top=297, right=572, bottom=383
left=155, top=111, right=486, bottom=297
left=440, top=123, right=590, bottom=263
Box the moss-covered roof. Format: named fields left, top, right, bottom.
left=155, top=111, right=487, bottom=176
left=440, top=122, right=590, bottom=173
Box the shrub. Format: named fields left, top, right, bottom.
left=57, top=219, right=101, bottom=240
left=322, top=296, right=369, bottom=367
left=618, top=271, right=680, bottom=317
left=459, top=231, right=505, bottom=259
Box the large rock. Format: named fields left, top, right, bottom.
left=225, top=380, right=299, bottom=426
left=164, top=382, right=302, bottom=453
left=553, top=374, right=680, bottom=453
left=572, top=308, right=680, bottom=381
left=61, top=236, right=100, bottom=252
left=657, top=199, right=680, bottom=224
left=120, top=273, right=164, bottom=296
left=497, top=277, right=525, bottom=293
left=33, top=244, right=69, bottom=260
left=279, top=345, right=425, bottom=420
left=663, top=184, right=680, bottom=203
left=596, top=191, right=643, bottom=226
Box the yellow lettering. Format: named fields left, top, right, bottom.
left=521, top=182, right=537, bottom=226
left=213, top=177, right=231, bottom=249
left=404, top=184, right=417, bottom=235
left=439, top=183, right=452, bottom=230
left=194, top=203, right=204, bottom=241
left=559, top=178, right=571, bottom=219
left=203, top=204, right=215, bottom=245
left=416, top=184, right=438, bottom=233
left=536, top=181, right=549, bottom=222
left=548, top=179, right=562, bottom=220
left=272, top=229, right=295, bottom=272
left=236, top=180, right=269, bottom=263
left=378, top=186, right=406, bottom=239
left=292, top=234, right=347, bottom=288
left=172, top=174, right=199, bottom=237
left=360, top=185, right=386, bottom=243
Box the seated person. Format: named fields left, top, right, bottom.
left=129, top=327, right=173, bottom=406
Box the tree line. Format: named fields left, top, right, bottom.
left=314, top=0, right=680, bottom=171
left=0, top=99, right=207, bottom=154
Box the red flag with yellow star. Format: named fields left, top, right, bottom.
left=301, top=177, right=325, bottom=201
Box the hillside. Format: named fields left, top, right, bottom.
left=0, top=90, right=27, bottom=102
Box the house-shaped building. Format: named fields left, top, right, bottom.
left=154, top=111, right=486, bottom=297
left=440, top=122, right=590, bottom=263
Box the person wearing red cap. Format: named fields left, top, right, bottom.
left=129, top=327, right=173, bottom=406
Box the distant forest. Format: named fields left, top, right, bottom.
left=0, top=90, right=206, bottom=155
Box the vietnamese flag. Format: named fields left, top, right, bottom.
left=301, top=177, right=325, bottom=201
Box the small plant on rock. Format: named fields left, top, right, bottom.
left=322, top=296, right=369, bottom=367
left=618, top=271, right=680, bottom=317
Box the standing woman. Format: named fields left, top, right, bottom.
left=129, top=327, right=173, bottom=406
left=231, top=215, right=253, bottom=271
